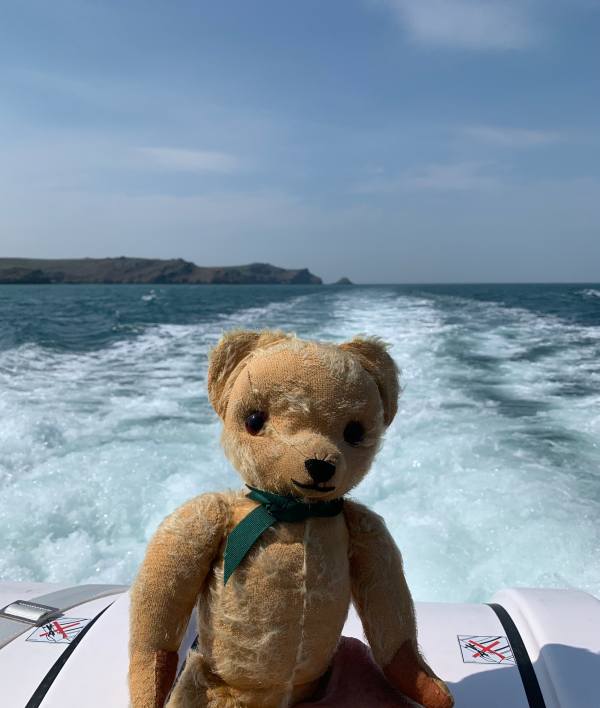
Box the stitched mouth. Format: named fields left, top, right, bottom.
left=292, top=479, right=336, bottom=493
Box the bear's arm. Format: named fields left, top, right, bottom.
left=344, top=500, right=454, bottom=708
left=128, top=493, right=229, bottom=708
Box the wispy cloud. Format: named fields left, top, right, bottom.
left=137, top=147, right=240, bottom=173
left=407, top=161, right=499, bottom=190
left=382, top=0, right=536, bottom=50
left=465, top=125, right=561, bottom=147
left=358, top=161, right=499, bottom=193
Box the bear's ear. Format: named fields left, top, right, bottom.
left=339, top=336, right=400, bottom=426
left=208, top=329, right=291, bottom=418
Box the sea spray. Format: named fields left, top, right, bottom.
left=0, top=283, right=598, bottom=601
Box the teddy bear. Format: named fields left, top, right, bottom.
left=128, top=329, right=454, bottom=708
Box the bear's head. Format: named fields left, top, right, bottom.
left=208, top=330, right=399, bottom=501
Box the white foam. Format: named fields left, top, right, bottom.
left=318, top=290, right=600, bottom=601
left=141, top=289, right=157, bottom=302
left=1, top=288, right=599, bottom=604
left=0, top=293, right=317, bottom=584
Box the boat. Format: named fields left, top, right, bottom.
left=1, top=582, right=598, bottom=707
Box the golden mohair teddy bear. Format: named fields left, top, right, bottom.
left=128, top=330, right=454, bottom=708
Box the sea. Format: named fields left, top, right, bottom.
left=0, top=283, right=599, bottom=603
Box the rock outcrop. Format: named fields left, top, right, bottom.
left=0, top=258, right=322, bottom=285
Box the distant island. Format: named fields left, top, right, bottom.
left=0, top=257, right=322, bottom=285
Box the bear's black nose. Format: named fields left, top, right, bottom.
left=304, top=459, right=336, bottom=483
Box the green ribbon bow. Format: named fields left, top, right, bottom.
left=223, top=485, right=344, bottom=585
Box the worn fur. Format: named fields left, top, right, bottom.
left=129, top=331, right=453, bottom=708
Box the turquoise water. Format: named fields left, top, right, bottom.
left=0, top=283, right=599, bottom=601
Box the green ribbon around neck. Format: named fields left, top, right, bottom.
left=223, top=485, right=344, bottom=585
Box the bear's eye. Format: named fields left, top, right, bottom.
left=245, top=411, right=267, bottom=436
left=344, top=421, right=365, bottom=446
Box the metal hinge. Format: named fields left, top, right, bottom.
left=0, top=600, right=61, bottom=626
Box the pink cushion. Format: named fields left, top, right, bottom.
left=296, top=637, right=415, bottom=708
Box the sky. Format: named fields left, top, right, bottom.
left=1, top=0, right=599, bottom=283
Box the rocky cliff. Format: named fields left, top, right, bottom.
left=0, top=258, right=322, bottom=285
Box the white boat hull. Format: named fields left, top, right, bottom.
left=1, top=582, right=598, bottom=707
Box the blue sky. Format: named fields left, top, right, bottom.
left=1, top=0, right=599, bottom=283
